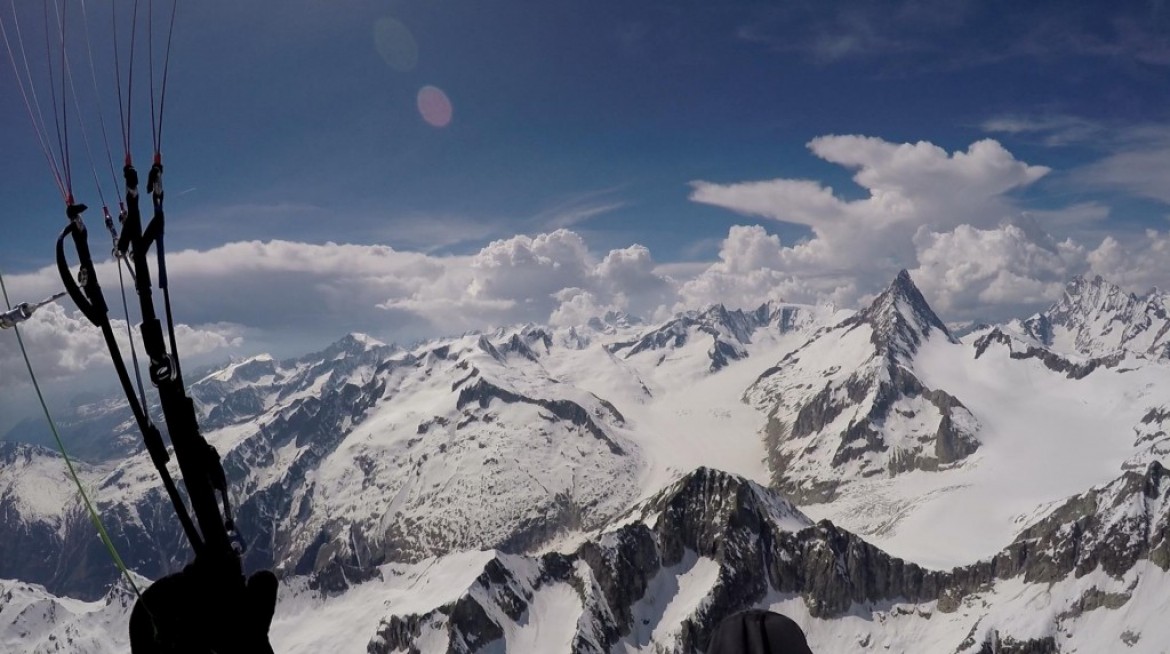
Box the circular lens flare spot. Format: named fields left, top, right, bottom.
left=417, top=86, right=453, bottom=128
left=373, top=17, right=418, bottom=72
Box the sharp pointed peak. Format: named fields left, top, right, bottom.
left=850, top=270, right=956, bottom=354
left=890, top=269, right=920, bottom=294
left=865, top=270, right=938, bottom=318
left=341, top=332, right=387, bottom=348
left=1065, top=273, right=1116, bottom=293
left=698, top=303, right=731, bottom=318
left=1055, top=275, right=1137, bottom=310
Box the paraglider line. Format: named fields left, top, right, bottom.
left=0, top=268, right=144, bottom=602
left=0, top=3, right=66, bottom=200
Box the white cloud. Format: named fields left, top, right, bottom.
left=1074, top=127, right=1170, bottom=205
left=0, top=301, right=243, bottom=391
left=593, top=245, right=675, bottom=319
left=467, top=230, right=594, bottom=311
left=1086, top=230, right=1170, bottom=293
left=981, top=116, right=1170, bottom=207
left=548, top=288, right=607, bottom=328
left=678, top=225, right=814, bottom=310
left=12, top=134, right=1170, bottom=395
left=1021, top=202, right=1111, bottom=228
left=910, top=223, right=1086, bottom=318
left=688, top=136, right=1058, bottom=317
left=981, top=114, right=1104, bottom=147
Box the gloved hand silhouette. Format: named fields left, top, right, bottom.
left=706, top=609, right=814, bottom=654
left=129, top=553, right=278, bottom=654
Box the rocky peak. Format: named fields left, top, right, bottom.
left=994, top=461, right=1170, bottom=583
left=633, top=467, right=814, bottom=542
left=697, top=304, right=758, bottom=344
left=218, top=354, right=278, bottom=384
left=1020, top=275, right=1170, bottom=359
left=747, top=271, right=978, bottom=502
left=1050, top=275, right=1134, bottom=323
left=322, top=332, right=392, bottom=359
left=848, top=270, right=957, bottom=359
left=497, top=333, right=540, bottom=361
left=586, top=310, right=640, bottom=333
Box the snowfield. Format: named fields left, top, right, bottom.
left=5, top=274, right=1170, bottom=652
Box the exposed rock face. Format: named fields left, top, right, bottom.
left=362, top=467, right=950, bottom=653
left=11, top=282, right=1170, bottom=652
left=989, top=461, right=1170, bottom=583
left=2, top=398, right=145, bottom=464
left=2, top=334, right=398, bottom=465
left=747, top=271, right=980, bottom=502
left=845, top=269, right=960, bottom=362
left=973, top=328, right=1126, bottom=379
left=1019, top=274, right=1170, bottom=359
left=0, top=329, right=642, bottom=599
left=0, top=444, right=117, bottom=599
left=1127, top=407, right=1170, bottom=471
left=455, top=377, right=626, bottom=455
left=608, top=302, right=814, bottom=372
left=9, top=462, right=1170, bottom=653
left=974, top=636, right=1058, bottom=654
left=0, top=578, right=136, bottom=651
left=354, top=464, right=1170, bottom=653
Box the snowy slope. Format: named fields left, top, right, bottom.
left=13, top=459, right=1170, bottom=653
left=8, top=271, right=1170, bottom=652
left=746, top=271, right=980, bottom=503
left=813, top=325, right=1170, bottom=570
left=273, top=463, right=1170, bottom=653
left=1016, top=274, right=1170, bottom=359
left=0, top=579, right=133, bottom=654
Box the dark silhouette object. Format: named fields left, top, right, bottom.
left=706, top=609, right=814, bottom=654
left=128, top=556, right=278, bottom=653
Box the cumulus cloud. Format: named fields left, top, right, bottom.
left=4, top=231, right=680, bottom=373
left=1086, top=230, right=1170, bottom=293
left=688, top=136, right=1060, bottom=316
left=677, top=225, right=841, bottom=310
left=11, top=134, right=1170, bottom=397
left=0, top=301, right=243, bottom=391
left=548, top=288, right=608, bottom=328
left=376, top=231, right=676, bottom=331
left=910, top=223, right=1087, bottom=318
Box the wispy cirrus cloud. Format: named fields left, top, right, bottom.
left=738, top=0, right=1170, bottom=69
left=1073, top=127, right=1170, bottom=205
left=982, top=115, right=1170, bottom=207
left=981, top=115, right=1107, bottom=147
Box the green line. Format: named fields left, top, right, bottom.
left=0, top=268, right=143, bottom=598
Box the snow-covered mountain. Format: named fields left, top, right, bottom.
left=0, top=578, right=135, bottom=653
left=6, top=270, right=1170, bottom=652
left=9, top=463, right=1170, bottom=653
left=746, top=270, right=980, bottom=503
left=1014, top=274, right=1170, bottom=360
left=607, top=302, right=817, bottom=373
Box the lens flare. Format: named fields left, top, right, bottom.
left=373, top=17, right=418, bottom=72
left=417, top=86, right=453, bottom=128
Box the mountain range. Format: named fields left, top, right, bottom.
left=3, top=272, right=1170, bottom=653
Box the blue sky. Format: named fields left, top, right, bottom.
left=2, top=0, right=1166, bottom=266
left=5, top=0, right=1170, bottom=421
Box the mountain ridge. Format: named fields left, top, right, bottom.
left=5, top=271, right=1170, bottom=651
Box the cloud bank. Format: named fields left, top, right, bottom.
left=6, top=134, right=1170, bottom=393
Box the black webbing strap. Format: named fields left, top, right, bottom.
left=120, top=161, right=241, bottom=562
left=55, top=203, right=202, bottom=553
